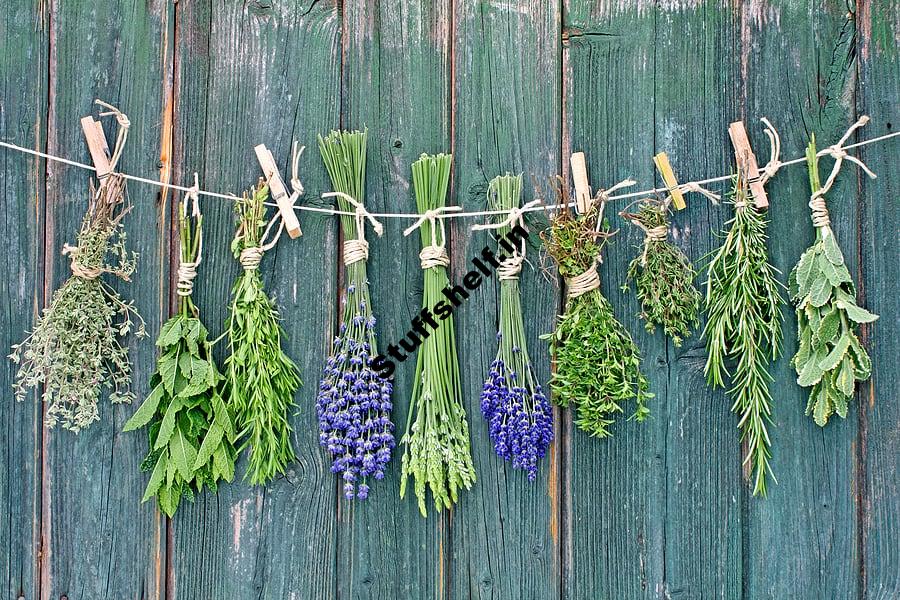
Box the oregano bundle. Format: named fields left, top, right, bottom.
left=541, top=193, right=651, bottom=438
left=703, top=175, right=783, bottom=497
left=123, top=190, right=237, bottom=516
left=622, top=202, right=701, bottom=346
left=789, top=136, right=877, bottom=426
left=10, top=174, right=146, bottom=432
left=226, top=182, right=301, bottom=485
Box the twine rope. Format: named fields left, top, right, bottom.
left=566, top=263, right=600, bottom=298
left=177, top=174, right=202, bottom=297
left=635, top=222, right=668, bottom=267
left=403, top=206, right=462, bottom=270
left=472, top=198, right=541, bottom=281
left=94, top=99, right=130, bottom=175
left=323, top=191, right=385, bottom=266
left=62, top=244, right=102, bottom=280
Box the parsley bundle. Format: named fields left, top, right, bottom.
left=622, top=202, right=701, bottom=346
left=789, top=137, right=877, bottom=426
left=703, top=176, right=783, bottom=497
left=124, top=188, right=237, bottom=516
left=541, top=193, right=651, bottom=438
left=399, top=153, right=476, bottom=517
left=226, top=182, right=301, bottom=485
left=11, top=174, right=146, bottom=432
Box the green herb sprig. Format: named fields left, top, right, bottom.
left=703, top=176, right=783, bottom=497
left=541, top=190, right=652, bottom=437
left=124, top=196, right=237, bottom=516
left=399, top=153, right=476, bottom=517
left=622, top=202, right=701, bottom=346
left=10, top=176, right=146, bottom=432
left=226, top=182, right=301, bottom=485
left=789, top=137, right=877, bottom=426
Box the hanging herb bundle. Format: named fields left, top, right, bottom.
left=124, top=185, right=237, bottom=516
left=399, top=153, right=475, bottom=517
left=540, top=187, right=651, bottom=438
left=703, top=175, right=783, bottom=497
left=478, top=174, right=553, bottom=480
left=789, top=136, right=877, bottom=426
left=622, top=201, right=701, bottom=347
left=10, top=172, right=146, bottom=432
left=226, top=182, right=301, bottom=485
left=316, top=129, right=395, bottom=500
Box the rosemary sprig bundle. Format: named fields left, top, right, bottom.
left=703, top=175, right=783, bottom=497
left=124, top=193, right=237, bottom=516
left=10, top=175, right=146, bottom=432
left=622, top=202, right=701, bottom=346
left=480, top=174, right=553, bottom=480
left=317, top=129, right=395, bottom=500
left=789, top=137, right=877, bottom=426
left=541, top=191, right=651, bottom=438
left=400, top=153, right=475, bottom=517
left=226, top=182, right=301, bottom=485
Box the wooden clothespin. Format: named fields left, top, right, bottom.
left=727, top=121, right=769, bottom=209
left=653, top=152, right=685, bottom=210
left=80, top=115, right=113, bottom=188
left=254, top=144, right=302, bottom=238
left=570, top=152, right=592, bottom=214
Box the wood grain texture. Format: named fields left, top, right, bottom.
left=0, top=4, right=48, bottom=599
left=41, top=1, right=172, bottom=598
left=169, top=1, right=341, bottom=598
left=858, top=2, right=900, bottom=598
left=449, top=1, right=562, bottom=598
left=338, top=1, right=452, bottom=597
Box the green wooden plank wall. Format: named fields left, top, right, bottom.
left=0, top=1, right=897, bottom=599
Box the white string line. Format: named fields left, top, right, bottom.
left=1, top=129, right=897, bottom=221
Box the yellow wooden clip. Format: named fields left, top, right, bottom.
left=727, top=121, right=769, bottom=209
left=653, top=152, right=685, bottom=210
left=80, top=115, right=112, bottom=188
left=570, top=152, right=592, bottom=214
left=254, top=144, right=302, bottom=239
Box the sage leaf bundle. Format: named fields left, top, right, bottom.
left=479, top=174, right=553, bottom=480
left=789, top=137, right=877, bottom=426
left=317, top=129, right=395, bottom=500
left=703, top=175, right=783, bottom=497
left=541, top=193, right=651, bottom=438
left=10, top=175, right=146, bottom=432
left=123, top=190, right=237, bottom=516
left=226, top=182, right=301, bottom=485
left=622, top=202, right=701, bottom=347
left=399, top=153, right=476, bottom=517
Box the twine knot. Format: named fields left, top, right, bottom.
left=343, top=238, right=370, bottom=266
left=678, top=181, right=720, bottom=204
left=240, top=247, right=264, bottom=271
left=62, top=244, right=103, bottom=280
left=808, top=194, right=830, bottom=229
left=497, top=255, right=523, bottom=281
left=419, top=245, right=450, bottom=270
left=176, top=261, right=198, bottom=296
left=566, top=263, right=600, bottom=298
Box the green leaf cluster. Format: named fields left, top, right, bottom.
left=790, top=139, right=877, bottom=426
left=703, top=176, right=783, bottom=497
left=541, top=200, right=652, bottom=438
left=623, top=203, right=701, bottom=347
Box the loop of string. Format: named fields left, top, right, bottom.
left=633, top=222, right=668, bottom=267
left=62, top=244, right=103, bottom=280
left=566, top=263, right=600, bottom=298
left=94, top=99, right=130, bottom=174
left=258, top=142, right=306, bottom=246
left=471, top=198, right=542, bottom=281
left=323, top=191, right=385, bottom=266
left=591, top=179, right=636, bottom=232
left=403, top=206, right=462, bottom=270
left=756, top=117, right=782, bottom=184
left=675, top=181, right=720, bottom=205
left=177, top=174, right=202, bottom=297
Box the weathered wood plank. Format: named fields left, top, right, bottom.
left=449, top=1, right=561, bottom=598
left=0, top=4, right=48, bottom=599
left=337, top=1, right=451, bottom=597
left=170, top=1, right=341, bottom=598
left=743, top=3, right=860, bottom=597
left=41, top=2, right=172, bottom=598
left=858, top=2, right=900, bottom=597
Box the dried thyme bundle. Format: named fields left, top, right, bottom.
left=226, top=182, right=301, bottom=485
left=124, top=185, right=237, bottom=516
left=10, top=172, right=146, bottom=432
left=622, top=201, right=701, bottom=347
left=541, top=190, right=651, bottom=438
left=399, top=153, right=475, bottom=517
left=317, top=129, right=395, bottom=500
left=703, top=175, right=783, bottom=497
left=790, top=135, right=877, bottom=426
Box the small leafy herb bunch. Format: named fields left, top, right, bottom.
left=790, top=136, right=877, bottom=426
left=400, top=153, right=476, bottom=517
left=11, top=174, right=146, bottom=432
left=703, top=175, right=783, bottom=497
left=479, top=174, right=553, bottom=480
left=124, top=186, right=237, bottom=516
left=226, top=182, right=302, bottom=485
left=541, top=185, right=652, bottom=438
left=317, top=129, right=395, bottom=500
left=622, top=201, right=701, bottom=346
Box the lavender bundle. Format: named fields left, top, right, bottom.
left=316, top=129, right=395, bottom=500
left=479, top=174, right=553, bottom=480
